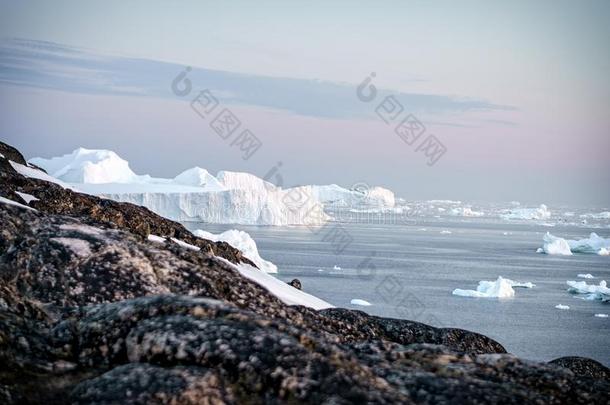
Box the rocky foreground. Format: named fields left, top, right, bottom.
left=0, top=141, right=608, bottom=404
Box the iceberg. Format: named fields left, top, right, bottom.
left=501, top=204, right=551, bottom=220
left=312, top=184, right=395, bottom=208
left=350, top=299, right=372, bottom=306
left=539, top=232, right=610, bottom=256
left=28, top=148, right=337, bottom=226
left=566, top=280, right=610, bottom=301
left=451, top=207, right=484, bottom=217
left=452, top=276, right=535, bottom=298
left=193, top=229, right=277, bottom=274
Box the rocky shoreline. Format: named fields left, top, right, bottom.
left=1, top=141, right=608, bottom=404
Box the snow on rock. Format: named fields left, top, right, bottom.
left=29, top=148, right=140, bottom=184
left=555, top=304, right=570, bottom=310
left=451, top=207, right=484, bottom=217
left=350, top=299, right=372, bottom=306
left=9, top=161, right=75, bottom=189
left=453, top=276, right=535, bottom=298
left=193, top=229, right=277, bottom=274
left=231, top=261, right=333, bottom=310
left=539, top=232, right=610, bottom=256
left=15, top=191, right=39, bottom=204
left=501, top=204, right=551, bottom=220
left=0, top=196, right=37, bottom=211
left=566, top=280, right=610, bottom=301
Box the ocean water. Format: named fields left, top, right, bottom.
left=184, top=216, right=610, bottom=366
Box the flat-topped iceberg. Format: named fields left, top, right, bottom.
left=452, top=276, right=535, bottom=298
left=539, top=232, right=610, bottom=256
left=28, top=148, right=399, bottom=225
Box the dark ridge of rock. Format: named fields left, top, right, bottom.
left=0, top=142, right=27, bottom=165
left=549, top=356, right=610, bottom=380
left=288, top=278, right=302, bottom=290
left=0, top=140, right=253, bottom=267
left=320, top=308, right=506, bottom=355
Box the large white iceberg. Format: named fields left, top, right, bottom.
left=452, top=276, right=535, bottom=298
left=566, top=280, right=610, bottom=301
left=539, top=232, right=610, bottom=256
left=501, top=204, right=551, bottom=220
left=312, top=184, right=395, bottom=208
left=28, top=148, right=347, bottom=225
left=193, top=229, right=277, bottom=274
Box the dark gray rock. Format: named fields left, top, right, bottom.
left=288, top=279, right=302, bottom=290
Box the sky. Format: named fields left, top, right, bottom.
left=0, top=0, right=609, bottom=205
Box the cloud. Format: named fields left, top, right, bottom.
left=0, top=38, right=514, bottom=120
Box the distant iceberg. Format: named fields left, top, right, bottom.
left=539, top=232, right=610, bottom=256
left=452, top=276, right=535, bottom=298
left=566, top=280, right=610, bottom=301
left=29, top=148, right=395, bottom=226
left=451, top=207, right=484, bottom=217
left=350, top=299, right=372, bottom=306
left=501, top=204, right=551, bottom=220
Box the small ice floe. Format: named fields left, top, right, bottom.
left=452, top=276, right=535, bottom=299
left=317, top=268, right=324, bottom=272
left=594, top=314, right=608, bottom=318
left=333, top=265, right=342, bottom=270
left=440, top=230, right=452, bottom=235
left=555, top=304, right=570, bottom=310
left=566, top=280, right=610, bottom=301
left=538, top=232, right=610, bottom=256
left=418, top=228, right=427, bottom=231
left=451, top=207, right=484, bottom=217
left=577, top=274, right=595, bottom=279
left=580, top=212, right=610, bottom=220
left=350, top=299, right=372, bottom=306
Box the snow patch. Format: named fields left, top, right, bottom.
left=0, top=196, right=37, bottom=211
left=194, top=229, right=277, bottom=274
left=232, top=262, right=333, bottom=310
left=15, top=191, right=39, bottom=204
left=9, top=161, right=75, bottom=189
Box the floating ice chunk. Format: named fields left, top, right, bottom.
left=440, top=230, right=452, bottom=234
left=566, top=280, right=610, bottom=301
left=539, top=232, right=610, bottom=256
left=501, top=204, right=550, bottom=220
left=577, top=274, right=595, bottom=279
left=452, top=276, right=534, bottom=298
left=350, top=299, right=372, bottom=306
left=15, top=191, right=39, bottom=204
left=333, top=265, right=342, bottom=270
left=451, top=207, right=484, bottom=217
left=594, top=314, right=608, bottom=318
left=555, top=304, right=570, bottom=310
left=194, top=229, right=277, bottom=274
left=580, top=212, right=610, bottom=220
